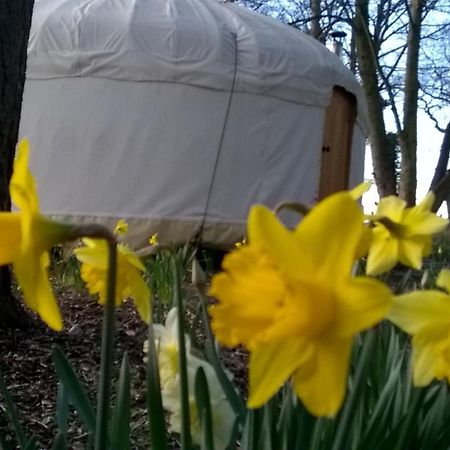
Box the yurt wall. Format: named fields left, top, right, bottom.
left=19, top=0, right=369, bottom=249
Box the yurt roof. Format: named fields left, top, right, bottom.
left=28, top=0, right=367, bottom=130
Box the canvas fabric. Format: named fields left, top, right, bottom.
left=20, top=0, right=368, bottom=248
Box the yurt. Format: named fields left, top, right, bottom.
left=19, top=0, right=368, bottom=249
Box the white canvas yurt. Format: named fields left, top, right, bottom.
left=19, top=0, right=368, bottom=249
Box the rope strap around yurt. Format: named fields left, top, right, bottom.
left=192, top=29, right=238, bottom=250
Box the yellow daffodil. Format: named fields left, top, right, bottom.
left=388, top=269, right=450, bottom=386
left=149, top=233, right=158, bottom=246
left=114, top=219, right=128, bottom=236
left=145, top=308, right=235, bottom=450
left=0, top=140, right=74, bottom=330
left=366, top=193, right=448, bottom=275
left=234, top=238, right=246, bottom=248
left=209, top=192, right=392, bottom=417
left=74, top=239, right=151, bottom=323
left=349, top=181, right=371, bottom=200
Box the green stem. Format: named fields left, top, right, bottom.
left=94, top=235, right=117, bottom=450
left=172, top=257, right=192, bottom=450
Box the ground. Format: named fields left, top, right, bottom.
left=0, top=283, right=247, bottom=449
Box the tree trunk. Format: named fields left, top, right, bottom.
left=398, top=0, right=424, bottom=205
left=354, top=0, right=397, bottom=198
left=309, top=0, right=325, bottom=43
left=430, top=120, right=450, bottom=193
left=430, top=121, right=450, bottom=212
left=0, top=0, right=36, bottom=327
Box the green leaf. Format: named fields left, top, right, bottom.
left=241, top=408, right=264, bottom=450
left=331, top=330, right=376, bottom=450
left=0, top=433, right=13, bottom=450
left=52, top=382, right=69, bottom=450
left=277, top=386, right=296, bottom=450
left=110, top=352, right=131, bottom=450
left=291, top=398, right=315, bottom=450
left=51, top=432, right=67, bottom=450
left=172, top=258, right=192, bottom=450
left=224, top=417, right=240, bottom=450
left=195, top=367, right=214, bottom=450
left=52, top=345, right=96, bottom=433
left=55, top=382, right=69, bottom=434
left=358, top=357, right=403, bottom=446
left=260, top=398, right=277, bottom=450
left=0, top=368, right=29, bottom=448
left=200, top=297, right=246, bottom=424
left=23, top=437, right=37, bottom=450
left=392, top=387, right=426, bottom=449
left=194, top=367, right=215, bottom=450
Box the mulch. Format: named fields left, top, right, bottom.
left=0, top=282, right=247, bottom=449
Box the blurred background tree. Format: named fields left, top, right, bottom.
left=239, top=0, right=450, bottom=208
left=0, top=0, right=35, bottom=327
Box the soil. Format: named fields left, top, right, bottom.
left=0, top=282, right=248, bottom=450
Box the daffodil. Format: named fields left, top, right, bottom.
left=145, top=308, right=235, bottom=449
left=0, top=140, right=74, bottom=330
left=388, top=269, right=450, bottom=386
left=234, top=238, right=246, bottom=249
left=349, top=181, right=371, bottom=200
left=114, top=219, right=128, bottom=236
left=74, top=239, right=151, bottom=323
left=149, top=233, right=158, bottom=246
left=209, top=192, right=392, bottom=417
left=366, top=193, right=448, bottom=275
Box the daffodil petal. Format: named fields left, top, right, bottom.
left=128, top=269, right=151, bottom=323
left=349, top=181, right=371, bottom=200
left=0, top=213, right=21, bottom=264
left=14, top=251, right=63, bottom=331
left=119, top=244, right=145, bottom=271
left=366, top=225, right=398, bottom=275
left=247, top=338, right=313, bottom=408
left=248, top=205, right=306, bottom=277
left=335, top=277, right=392, bottom=336
left=10, top=139, right=40, bottom=214
left=388, top=291, right=450, bottom=335
left=436, top=269, right=450, bottom=293
left=403, top=210, right=448, bottom=236
left=294, top=192, right=363, bottom=280
left=355, top=225, right=372, bottom=259
left=416, top=192, right=435, bottom=212
left=412, top=334, right=440, bottom=386
left=209, top=246, right=285, bottom=349
left=375, top=196, right=406, bottom=222
left=293, top=336, right=352, bottom=417
left=397, top=238, right=423, bottom=270
left=74, top=240, right=108, bottom=268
